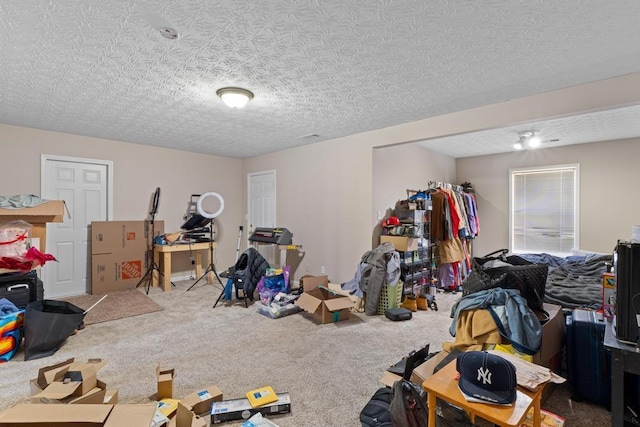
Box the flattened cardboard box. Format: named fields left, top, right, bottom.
left=91, top=220, right=164, bottom=294
left=295, top=275, right=354, bottom=324
left=0, top=403, right=113, bottom=426
left=103, top=403, right=157, bottom=427
left=210, top=392, right=291, bottom=424
left=90, top=221, right=163, bottom=255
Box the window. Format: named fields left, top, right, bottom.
left=510, top=164, right=579, bottom=255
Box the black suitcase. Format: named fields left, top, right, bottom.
left=0, top=271, right=44, bottom=308
left=566, top=309, right=611, bottom=408
left=385, top=307, right=412, bottom=321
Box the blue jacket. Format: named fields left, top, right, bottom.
left=449, top=288, right=542, bottom=355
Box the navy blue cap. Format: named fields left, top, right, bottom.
left=456, top=351, right=517, bottom=404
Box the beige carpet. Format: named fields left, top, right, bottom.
left=0, top=281, right=611, bottom=426
left=63, top=289, right=163, bottom=325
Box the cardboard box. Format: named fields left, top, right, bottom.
left=91, top=253, right=147, bottom=294
left=602, top=272, right=615, bottom=320
left=0, top=200, right=65, bottom=253
left=295, top=275, right=355, bottom=324
left=380, top=235, right=419, bottom=251
left=90, top=221, right=163, bottom=255
left=210, top=392, right=291, bottom=424
left=181, top=384, right=223, bottom=416
left=532, top=303, right=566, bottom=372
left=103, top=389, right=118, bottom=404
left=90, top=221, right=164, bottom=294
left=157, top=365, right=175, bottom=400
left=30, top=358, right=108, bottom=404
left=103, top=404, right=157, bottom=427
left=168, top=402, right=207, bottom=427
left=0, top=403, right=113, bottom=426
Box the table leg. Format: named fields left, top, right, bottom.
left=195, top=251, right=203, bottom=282
left=428, top=393, right=436, bottom=427
left=162, top=252, right=171, bottom=292
left=533, top=392, right=541, bottom=427
left=152, top=250, right=160, bottom=287
left=611, top=350, right=624, bottom=427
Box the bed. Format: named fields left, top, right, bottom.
left=518, top=252, right=613, bottom=309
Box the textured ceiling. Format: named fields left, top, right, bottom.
left=417, top=104, right=640, bottom=158
left=1, top=1, right=640, bottom=158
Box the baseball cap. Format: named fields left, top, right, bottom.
left=383, top=216, right=400, bottom=227
left=456, top=351, right=517, bottom=404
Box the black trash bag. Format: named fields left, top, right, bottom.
left=24, top=300, right=85, bottom=361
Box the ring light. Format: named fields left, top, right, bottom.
left=197, top=192, right=224, bottom=219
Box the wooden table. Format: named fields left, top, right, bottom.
left=422, top=359, right=543, bottom=427
left=153, top=242, right=216, bottom=292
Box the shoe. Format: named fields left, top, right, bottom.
left=416, top=293, right=429, bottom=310
left=400, top=294, right=418, bottom=312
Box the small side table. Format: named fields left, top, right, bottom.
left=604, top=319, right=640, bottom=426
left=422, top=359, right=543, bottom=427
left=153, top=242, right=214, bottom=292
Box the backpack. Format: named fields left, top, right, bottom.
left=359, top=387, right=393, bottom=426
left=389, top=379, right=429, bottom=427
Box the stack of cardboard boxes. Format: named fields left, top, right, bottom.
left=90, top=220, right=164, bottom=295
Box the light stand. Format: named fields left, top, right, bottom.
left=186, top=218, right=223, bottom=294
left=136, top=188, right=175, bottom=294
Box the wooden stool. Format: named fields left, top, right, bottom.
left=422, top=359, right=544, bottom=427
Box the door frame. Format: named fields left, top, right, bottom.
left=247, top=169, right=276, bottom=237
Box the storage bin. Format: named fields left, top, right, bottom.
left=376, top=281, right=403, bottom=315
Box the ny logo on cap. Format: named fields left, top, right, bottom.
left=477, top=367, right=492, bottom=385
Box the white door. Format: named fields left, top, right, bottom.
left=247, top=171, right=276, bottom=260
left=41, top=156, right=112, bottom=297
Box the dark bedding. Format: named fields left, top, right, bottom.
left=519, top=253, right=612, bottom=309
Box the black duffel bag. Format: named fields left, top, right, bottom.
left=24, top=300, right=85, bottom=361
left=461, top=249, right=548, bottom=311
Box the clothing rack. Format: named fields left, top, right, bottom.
left=426, top=181, right=465, bottom=193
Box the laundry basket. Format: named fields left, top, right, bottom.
left=376, top=281, right=403, bottom=315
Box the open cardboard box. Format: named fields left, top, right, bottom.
left=167, top=402, right=207, bottom=427
left=30, top=358, right=111, bottom=404
left=0, top=200, right=65, bottom=253
left=181, top=384, right=223, bottom=416
left=532, top=303, right=565, bottom=372
left=157, top=365, right=175, bottom=400
left=295, top=275, right=355, bottom=324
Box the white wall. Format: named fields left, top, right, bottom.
left=4, top=72, right=640, bottom=287
left=0, top=124, right=243, bottom=279
left=456, top=138, right=640, bottom=256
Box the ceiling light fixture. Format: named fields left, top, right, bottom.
left=515, top=130, right=542, bottom=150
left=216, top=87, right=254, bottom=109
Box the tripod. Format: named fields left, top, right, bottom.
left=136, top=217, right=175, bottom=294
left=136, top=187, right=175, bottom=294
left=186, top=219, right=223, bottom=293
